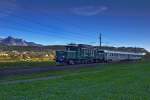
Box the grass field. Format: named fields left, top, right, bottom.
left=0, top=61, right=56, bottom=69
left=0, top=61, right=150, bottom=100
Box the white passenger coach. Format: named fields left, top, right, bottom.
left=103, top=50, right=145, bottom=61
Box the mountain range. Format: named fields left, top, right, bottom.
left=0, top=36, right=148, bottom=53
left=0, top=36, right=42, bottom=46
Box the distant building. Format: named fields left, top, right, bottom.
left=0, top=52, right=9, bottom=56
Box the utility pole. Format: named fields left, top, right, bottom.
left=134, top=46, right=137, bottom=53
left=99, top=33, right=102, bottom=49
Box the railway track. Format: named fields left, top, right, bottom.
left=0, top=63, right=104, bottom=77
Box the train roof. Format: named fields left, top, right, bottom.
left=67, top=44, right=93, bottom=48
left=103, top=50, right=146, bottom=55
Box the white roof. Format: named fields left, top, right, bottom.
left=104, top=50, right=145, bottom=56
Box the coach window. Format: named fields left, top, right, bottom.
left=110, top=53, right=112, bottom=56
left=116, top=54, right=118, bottom=56
left=109, top=53, right=111, bottom=56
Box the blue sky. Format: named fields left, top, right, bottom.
left=0, top=0, right=150, bottom=51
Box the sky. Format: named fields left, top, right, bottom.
left=0, top=0, right=150, bottom=51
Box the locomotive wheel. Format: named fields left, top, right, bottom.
left=68, top=60, right=75, bottom=65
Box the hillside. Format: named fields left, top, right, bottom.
left=0, top=45, right=147, bottom=53
left=0, top=36, right=148, bottom=53
left=0, top=36, right=41, bottom=46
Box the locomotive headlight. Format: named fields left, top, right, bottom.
left=59, top=56, right=65, bottom=61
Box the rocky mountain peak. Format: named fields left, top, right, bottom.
left=0, top=36, right=42, bottom=46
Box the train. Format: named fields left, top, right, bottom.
left=56, top=44, right=145, bottom=64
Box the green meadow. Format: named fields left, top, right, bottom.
left=0, top=61, right=150, bottom=100
left=0, top=61, right=56, bottom=69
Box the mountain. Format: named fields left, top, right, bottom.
left=0, top=36, right=148, bottom=53
left=0, top=36, right=42, bottom=46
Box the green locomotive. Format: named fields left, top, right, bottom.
left=56, top=44, right=105, bottom=64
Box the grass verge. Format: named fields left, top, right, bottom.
left=0, top=61, right=56, bottom=69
